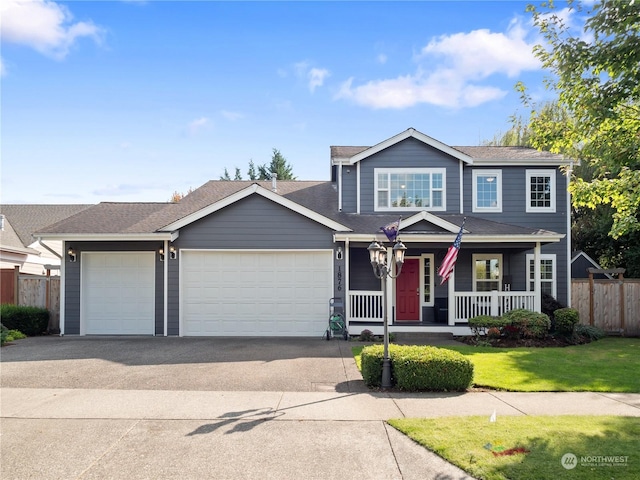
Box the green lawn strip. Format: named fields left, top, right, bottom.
left=353, top=338, right=640, bottom=392
left=388, top=415, right=640, bottom=480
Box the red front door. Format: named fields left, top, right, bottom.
left=396, top=258, right=420, bottom=321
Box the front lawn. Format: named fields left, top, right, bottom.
left=389, top=415, right=640, bottom=480
left=352, top=338, right=640, bottom=392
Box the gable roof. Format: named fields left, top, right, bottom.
left=1, top=204, right=92, bottom=246
left=331, top=128, right=569, bottom=166
left=35, top=181, right=352, bottom=239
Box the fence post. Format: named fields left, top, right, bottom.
left=13, top=265, right=20, bottom=305
left=619, top=271, right=625, bottom=335
left=588, top=270, right=594, bottom=326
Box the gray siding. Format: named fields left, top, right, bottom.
left=357, top=137, right=462, bottom=214
left=167, top=194, right=337, bottom=335
left=63, top=241, right=164, bottom=335
left=340, top=165, right=358, bottom=213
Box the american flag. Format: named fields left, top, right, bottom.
left=438, top=219, right=465, bottom=285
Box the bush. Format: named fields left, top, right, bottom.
left=503, top=309, right=551, bottom=339
left=542, top=293, right=566, bottom=330
left=575, top=324, right=606, bottom=341
left=468, top=315, right=509, bottom=336
left=554, top=308, right=580, bottom=336
left=360, top=344, right=474, bottom=391
left=0, top=324, right=8, bottom=346
left=392, top=346, right=474, bottom=391
left=0, top=304, right=49, bottom=336
left=358, top=329, right=375, bottom=342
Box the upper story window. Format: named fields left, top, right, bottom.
left=472, top=170, right=502, bottom=212
left=526, top=169, right=556, bottom=212
left=375, top=168, right=445, bottom=212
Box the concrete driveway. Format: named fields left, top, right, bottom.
left=0, top=336, right=367, bottom=392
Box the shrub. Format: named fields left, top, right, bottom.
left=486, top=327, right=501, bottom=339
left=392, top=346, right=474, bottom=391
left=358, top=329, right=376, bottom=342
left=575, top=324, right=606, bottom=341
left=0, top=324, right=8, bottom=346
left=361, top=344, right=397, bottom=387
left=542, top=293, right=566, bottom=330
left=360, top=344, right=474, bottom=391
left=468, top=315, right=508, bottom=336
left=503, top=309, right=550, bottom=339
left=554, top=308, right=580, bottom=336
left=0, top=305, right=49, bottom=336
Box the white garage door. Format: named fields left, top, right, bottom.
left=81, top=252, right=155, bottom=335
left=181, top=250, right=332, bottom=336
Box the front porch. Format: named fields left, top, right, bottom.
left=346, top=290, right=536, bottom=336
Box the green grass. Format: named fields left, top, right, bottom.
left=352, top=338, right=640, bottom=392
left=388, top=415, right=640, bottom=480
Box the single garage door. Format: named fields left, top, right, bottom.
left=181, top=250, right=332, bottom=336
left=81, top=252, right=155, bottom=335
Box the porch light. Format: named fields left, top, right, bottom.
left=367, top=237, right=407, bottom=389
left=67, top=248, right=77, bottom=263
left=169, top=246, right=177, bottom=260
left=159, top=248, right=165, bottom=262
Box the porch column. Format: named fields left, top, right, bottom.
left=534, top=242, right=541, bottom=312
left=163, top=239, right=169, bottom=336
left=447, top=268, right=455, bottom=325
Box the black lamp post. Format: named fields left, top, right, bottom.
left=367, top=238, right=407, bottom=389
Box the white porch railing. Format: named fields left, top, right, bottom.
left=347, top=290, right=536, bottom=324
left=348, top=291, right=384, bottom=323
left=453, top=291, right=535, bottom=323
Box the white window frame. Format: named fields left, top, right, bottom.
left=420, top=253, right=435, bottom=307
left=526, top=253, right=557, bottom=298
left=472, top=170, right=502, bottom=213
left=526, top=169, right=556, bottom=213
left=472, top=253, right=503, bottom=292
left=374, top=168, right=446, bottom=212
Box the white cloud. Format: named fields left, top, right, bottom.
left=377, top=53, right=388, bottom=65
left=336, top=18, right=540, bottom=109
left=291, top=61, right=330, bottom=92
left=186, top=117, right=211, bottom=136
left=308, top=67, right=330, bottom=92
left=1, top=0, right=103, bottom=60
left=0, top=57, right=5, bottom=77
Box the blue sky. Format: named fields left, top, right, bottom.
left=2, top=0, right=573, bottom=204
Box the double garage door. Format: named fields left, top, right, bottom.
left=80, top=250, right=333, bottom=336
left=181, top=250, right=333, bottom=336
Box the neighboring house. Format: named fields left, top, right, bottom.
left=571, top=250, right=613, bottom=280
left=1, top=205, right=92, bottom=276
left=36, top=128, right=572, bottom=337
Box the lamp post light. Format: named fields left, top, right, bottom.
left=367, top=238, right=407, bottom=389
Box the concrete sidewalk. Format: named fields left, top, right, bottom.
left=2, top=387, right=639, bottom=480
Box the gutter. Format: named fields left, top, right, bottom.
left=36, top=237, right=63, bottom=259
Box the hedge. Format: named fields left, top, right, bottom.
left=502, top=309, right=550, bottom=339
left=0, top=304, right=49, bottom=336
left=554, top=307, right=580, bottom=336
left=360, top=344, right=474, bottom=391
left=468, top=315, right=509, bottom=336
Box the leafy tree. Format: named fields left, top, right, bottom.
left=169, top=187, right=194, bottom=203
left=524, top=0, right=640, bottom=239
left=482, top=114, right=533, bottom=147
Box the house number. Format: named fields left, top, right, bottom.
left=337, top=265, right=342, bottom=291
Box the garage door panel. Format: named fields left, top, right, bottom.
left=181, top=251, right=332, bottom=336
left=82, top=252, right=155, bottom=335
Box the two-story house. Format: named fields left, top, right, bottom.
left=36, top=128, right=571, bottom=337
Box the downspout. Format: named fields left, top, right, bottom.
left=60, top=241, right=66, bottom=336
left=36, top=237, right=63, bottom=259
left=534, top=242, right=541, bottom=312
left=459, top=160, right=464, bottom=214
left=163, top=239, right=169, bottom=336
left=566, top=161, right=573, bottom=307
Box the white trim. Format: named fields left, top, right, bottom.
left=34, top=233, right=172, bottom=241
left=356, top=162, right=361, bottom=214
left=400, top=211, right=465, bottom=234
left=420, top=253, right=435, bottom=308
left=163, top=239, right=169, bottom=336
left=334, top=232, right=565, bottom=243
left=161, top=183, right=352, bottom=232
left=459, top=160, right=464, bottom=214
left=374, top=168, right=446, bottom=212
left=527, top=253, right=557, bottom=298
left=472, top=169, right=502, bottom=213
left=60, top=242, right=66, bottom=336
left=348, top=128, right=474, bottom=165
left=526, top=169, right=556, bottom=213
left=472, top=253, right=503, bottom=292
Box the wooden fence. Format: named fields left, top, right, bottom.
left=572, top=277, right=640, bottom=336
left=1, top=267, right=61, bottom=333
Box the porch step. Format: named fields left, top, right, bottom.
left=392, top=332, right=461, bottom=346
